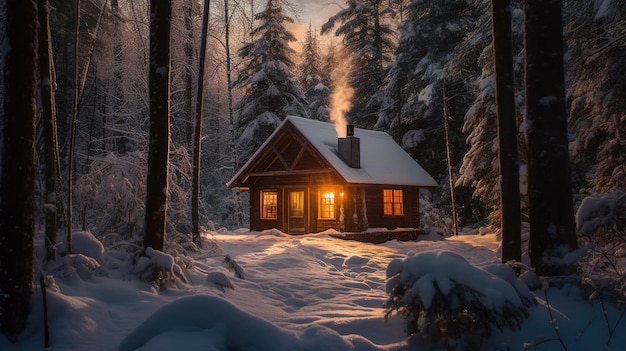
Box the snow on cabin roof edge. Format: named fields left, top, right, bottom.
left=227, top=116, right=438, bottom=188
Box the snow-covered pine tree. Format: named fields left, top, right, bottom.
left=233, top=0, right=307, bottom=166
left=454, top=0, right=526, bottom=227
left=298, top=24, right=329, bottom=121
left=374, top=0, right=476, bottom=180
left=565, top=0, right=626, bottom=193
left=321, top=0, right=395, bottom=128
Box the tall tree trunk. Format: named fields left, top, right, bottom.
left=184, top=0, right=195, bottom=148
left=524, top=0, right=577, bottom=276
left=144, top=0, right=172, bottom=252
left=224, top=0, right=242, bottom=227
left=0, top=0, right=38, bottom=340
left=111, top=0, right=127, bottom=154
left=492, top=0, right=521, bottom=264
left=39, top=0, right=58, bottom=262
left=192, top=0, right=210, bottom=243
left=66, top=0, right=81, bottom=255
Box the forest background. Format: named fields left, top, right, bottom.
left=2, top=0, right=622, bottom=236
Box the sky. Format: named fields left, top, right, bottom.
left=2, top=224, right=625, bottom=350
left=286, top=1, right=344, bottom=52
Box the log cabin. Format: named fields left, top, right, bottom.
left=227, top=116, right=437, bottom=235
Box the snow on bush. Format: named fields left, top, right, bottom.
left=136, top=247, right=186, bottom=287
left=47, top=254, right=108, bottom=281
left=384, top=251, right=534, bottom=349
left=48, top=231, right=108, bottom=280
left=71, top=231, right=106, bottom=265
left=575, top=191, right=626, bottom=301
left=206, top=271, right=234, bottom=292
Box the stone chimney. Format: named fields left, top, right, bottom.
left=338, top=125, right=360, bottom=168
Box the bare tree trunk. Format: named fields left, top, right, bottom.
left=144, top=0, right=172, bottom=252
left=66, top=0, right=80, bottom=255
left=224, top=0, right=242, bottom=227
left=192, top=0, right=211, bottom=243
left=524, top=0, right=577, bottom=276
left=492, top=0, right=521, bottom=264
left=39, top=0, right=58, bottom=262
left=184, top=0, right=194, bottom=148
left=0, top=0, right=38, bottom=340
left=110, top=0, right=128, bottom=154
left=443, top=88, right=459, bottom=236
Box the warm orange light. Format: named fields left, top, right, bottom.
left=323, top=192, right=335, bottom=199
left=340, top=192, right=344, bottom=198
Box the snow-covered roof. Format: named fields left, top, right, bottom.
left=228, top=116, right=437, bottom=188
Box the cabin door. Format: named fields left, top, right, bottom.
left=286, top=189, right=307, bottom=234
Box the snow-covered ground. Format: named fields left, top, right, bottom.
left=1, top=228, right=625, bottom=350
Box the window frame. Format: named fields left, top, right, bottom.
left=260, top=189, right=278, bottom=220
left=318, top=189, right=336, bottom=220
left=383, top=188, right=404, bottom=216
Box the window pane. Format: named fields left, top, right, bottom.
left=261, top=191, right=277, bottom=219
left=394, top=190, right=404, bottom=215
left=320, top=191, right=335, bottom=219
left=383, top=189, right=393, bottom=215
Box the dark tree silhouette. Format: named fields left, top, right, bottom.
left=524, top=0, right=578, bottom=275
left=192, top=0, right=210, bottom=243
left=492, top=0, right=521, bottom=264
left=0, top=0, right=38, bottom=341
left=144, top=0, right=172, bottom=252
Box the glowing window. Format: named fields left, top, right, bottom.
left=261, top=190, right=277, bottom=219
left=383, top=189, right=404, bottom=216
left=319, top=191, right=335, bottom=219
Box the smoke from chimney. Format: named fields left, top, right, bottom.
left=329, top=53, right=353, bottom=138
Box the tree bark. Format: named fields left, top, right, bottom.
left=144, top=0, right=172, bottom=252
left=524, top=0, right=577, bottom=276
left=39, top=0, right=59, bottom=262
left=0, top=0, right=38, bottom=340
left=492, top=0, right=521, bottom=264
left=224, top=0, right=242, bottom=227
left=66, top=0, right=81, bottom=255
left=192, top=0, right=210, bottom=243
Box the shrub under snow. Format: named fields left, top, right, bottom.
left=575, top=191, right=626, bottom=302
left=384, top=251, right=534, bottom=349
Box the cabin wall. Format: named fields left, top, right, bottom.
left=249, top=181, right=421, bottom=234
left=363, top=186, right=420, bottom=229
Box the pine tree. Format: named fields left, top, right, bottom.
left=298, top=24, right=329, bottom=121
left=233, top=0, right=307, bottom=165
left=376, top=0, right=476, bottom=183
left=565, top=0, right=626, bottom=192
left=321, top=0, right=395, bottom=128
left=452, top=0, right=526, bottom=228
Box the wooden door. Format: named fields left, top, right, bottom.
left=287, top=189, right=307, bottom=234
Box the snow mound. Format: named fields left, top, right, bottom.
left=206, top=271, right=234, bottom=292
left=118, top=295, right=371, bottom=351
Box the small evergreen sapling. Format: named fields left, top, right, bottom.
left=384, top=251, right=534, bottom=349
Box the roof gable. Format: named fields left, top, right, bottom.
left=228, top=116, right=438, bottom=188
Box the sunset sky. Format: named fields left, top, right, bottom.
left=286, top=0, right=343, bottom=52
